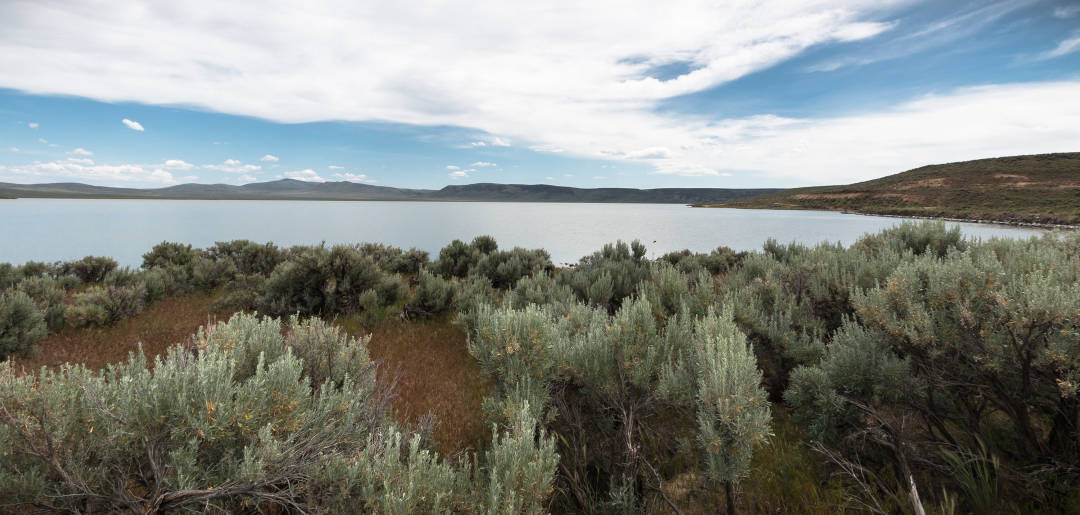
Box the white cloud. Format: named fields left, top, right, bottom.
left=471, top=161, right=496, bottom=167
left=121, top=118, right=144, bottom=131
left=625, top=147, right=672, bottom=159
left=260, top=154, right=279, bottom=162
left=807, top=3, right=1025, bottom=73
left=469, top=136, right=511, bottom=147
left=655, top=81, right=1080, bottom=183
left=66, top=157, right=94, bottom=165
left=545, top=176, right=554, bottom=180
left=1054, top=5, right=1080, bottom=18
left=28, top=122, right=38, bottom=128
left=2, top=2, right=1076, bottom=185
left=0, top=159, right=177, bottom=186
left=9, top=147, right=18, bottom=152
left=448, top=170, right=468, bottom=178
left=164, top=159, right=194, bottom=170
left=0, top=2, right=916, bottom=182
left=69, top=148, right=93, bottom=156
left=1040, top=34, right=1080, bottom=60
left=327, top=165, right=344, bottom=169
left=445, top=165, right=460, bottom=170
left=332, top=172, right=371, bottom=182
left=284, top=169, right=325, bottom=182
left=204, top=159, right=260, bottom=173
left=238, top=174, right=256, bottom=182
left=37, top=138, right=47, bottom=144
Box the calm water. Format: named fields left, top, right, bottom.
left=0, top=199, right=1046, bottom=266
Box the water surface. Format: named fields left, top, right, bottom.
left=0, top=199, right=1046, bottom=266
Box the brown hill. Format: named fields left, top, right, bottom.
left=705, top=153, right=1080, bottom=226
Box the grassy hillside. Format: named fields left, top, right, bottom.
left=705, top=152, right=1080, bottom=226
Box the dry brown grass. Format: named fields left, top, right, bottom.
left=11, top=291, right=224, bottom=374
left=338, top=315, right=492, bottom=457
left=11, top=290, right=491, bottom=458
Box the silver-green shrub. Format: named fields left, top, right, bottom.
left=260, top=244, right=404, bottom=317
left=15, top=276, right=68, bottom=332
left=0, top=290, right=46, bottom=358
left=410, top=269, right=455, bottom=315
left=558, top=240, right=650, bottom=312
left=468, top=287, right=771, bottom=511
left=205, top=239, right=285, bottom=276
left=192, top=256, right=239, bottom=290
left=0, top=313, right=384, bottom=512
left=68, top=284, right=147, bottom=327
left=141, top=241, right=198, bottom=270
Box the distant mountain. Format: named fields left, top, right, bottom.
left=0, top=179, right=780, bottom=204
left=702, top=153, right=1080, bottom=227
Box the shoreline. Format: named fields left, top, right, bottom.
left=693, top=204, right=1077, bottom=230
left=840, top=210, right=1077, bottom=230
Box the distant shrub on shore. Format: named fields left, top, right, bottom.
left=260, top=244, right=405, bottom=317
left=141, top=241, right=198, bottom=270
left=432, top=235, right=553, bottom=289
left=205, top=239, right=285, bottom=276
left=59, top=255, right=118, bottom=283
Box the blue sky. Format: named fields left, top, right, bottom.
left=1, top=0, right=1078, bottom=189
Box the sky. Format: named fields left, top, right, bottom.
left=0, top=0, right=1078, bottom=189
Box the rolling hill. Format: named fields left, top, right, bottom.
left=703, top=153, right=1080, bottom=226
left=0, top=180, right=780, bottom=204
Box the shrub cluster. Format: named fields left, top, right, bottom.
left=466, top=266, right=771, bottom=511
left=0, top=313, right=558, bottom=512
left=3, top=222, right=1079, bottom=512
left=432, top=235, right=553, bottom=289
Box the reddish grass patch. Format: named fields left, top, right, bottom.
left=10, top=293, right=490, bottom=458
left=11, top=291, right=224, bottom=374
left=341, top=316, right=492, bottom=457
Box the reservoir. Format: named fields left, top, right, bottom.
left=0, top=199, right=1047, bottom=266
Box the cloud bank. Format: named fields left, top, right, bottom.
left=0, top=1, right=1076, bottom=184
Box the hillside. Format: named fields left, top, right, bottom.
left=0, top=180, right=779, bottom=204
left=704, top=153, right=1080, bottom=226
